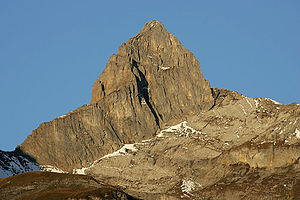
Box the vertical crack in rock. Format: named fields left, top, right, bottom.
left=210, top=88, right=220, bottom=110
left=105, top=118, right=122, bottom=143
left=131, top=59, right=160, bottom=128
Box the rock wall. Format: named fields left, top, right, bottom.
left=20, top=20, right=214, bottom=171
left=91, top=20, right=213, bottom=122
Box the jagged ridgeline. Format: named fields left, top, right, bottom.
left=20, top=21, right=214, bottom=171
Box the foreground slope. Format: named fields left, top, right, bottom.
left=19, top=20, right=214, bottom=171
left=0, top=171, right=138, bottom=200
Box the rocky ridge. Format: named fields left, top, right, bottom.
left=85, top=90, right=300, bottom=199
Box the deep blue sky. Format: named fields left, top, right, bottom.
left=0, top=1, right=299, bottom=151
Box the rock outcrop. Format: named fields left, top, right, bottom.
left=19, top=20, right=214, bottom=171
left=86, top=91, right=300, bottom=199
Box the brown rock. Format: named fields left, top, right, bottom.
left=91, top=20, right=213, bottom=122
left=19, top=20, right=214, bottom=171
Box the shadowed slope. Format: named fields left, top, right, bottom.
left=0, top=171, right=139, bottom=200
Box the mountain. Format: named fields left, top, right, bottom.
left=19, top=20, right=214, bottom=172
left=1, top=20, right=300, bottom=199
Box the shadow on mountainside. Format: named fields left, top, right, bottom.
left=131, top=59, right=161, bottom=128
left=0, top=171, right=140, bottom=200
left=14, top=146, right=38, bottom=163
left=0, top=147, right=39, bottom=176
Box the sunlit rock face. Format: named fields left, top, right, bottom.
left=20, top=20, right=214, bottom=171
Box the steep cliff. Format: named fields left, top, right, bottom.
left=19, top=20, right=214, bottom=171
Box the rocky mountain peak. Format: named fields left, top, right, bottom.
left=19, top=21, right=214, bottom=171
left=91, top=20, right=213, bottom=115
left=137, top=20, right=167, bottom=35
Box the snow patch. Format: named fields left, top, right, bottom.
left=295, top=128, right=300, bottom=139
left=266, top=98, right=281, bottom=105
left=254, top=99, right=259, bottom=108
left=224, top=142, right=230, bottom=146
left=240, top=104, right=247, bottom=115
left=73, top=168, right=88, bottom=175
left=150, top=22, right=155, bottom=27
left=245, top=98, right=253, bottom=108
left=181, top=179, right=201, bottom=194
left=156, top=131, right=165, bottom=137
left=157, top=121, right=201, bottom=137
left=141, top=138, right=154, bottom=143
left=40, top=165, right=67, bottom=173
left=181, top=179, right=195, bottom=193
left=159, top=66, right=170, bottom=70
left=101, top=144, right=138, bottom=160
left=42, top=165, right=87, bottom=175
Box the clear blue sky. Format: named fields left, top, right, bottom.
left=0, top=0, right=299, bottom=151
